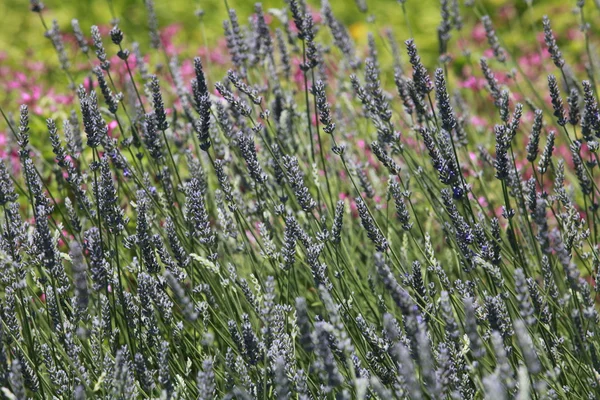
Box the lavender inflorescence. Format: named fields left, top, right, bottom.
left=481, top=15, right=506, bottom=62
left=282, top=155, right=317, bottom=212
left=406, top=38, right=433, bottom=96
left=548, top=74, right=566, bottom=126
left=543, top=15, right=565, bottom=69
left=91, top=25, right=110, bottom=70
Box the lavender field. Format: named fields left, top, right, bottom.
left=0, top=0, right=599, bottom=398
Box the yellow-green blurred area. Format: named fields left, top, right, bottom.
left=0, top=0, right=584, bottom=80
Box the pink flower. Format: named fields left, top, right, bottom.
left=459, top=76, right=485, bottom=90
left=349, top=198, right=358, bottom=216
left=20, top=86, right=43, bottom=113
left=180, top=59, right=194, bottom=77
left=58, top=230, right=69, bottom=248
left=160, top=23, right=183, bottom=56
left=472, top=23, right=486, bottom=43
left=252, top=12, right=273, bottom=25
left=555, top=143, right=574, bottom=169
left=97, top=25, right=112, bottom=35
left=289, top=20, right=299, bottom=35
left=15, top=72, right=28, bottom=83
left=404, top=136, right=418, bottom=149
left=209, top=49, right=227, bottom=65
left=196, top=38, right=229, bottom=66
left=477, top=196, right=488, bottom=208
left=107, top=120, right=119, bottom=137
left=470, top=116, right=487, bottom=128
left=512, top=92, right=524, bottom=102
left=83, top=76, right=96, bottom=91
left=494, top=206, right=504, bottom=220
left=310, top=9, right=323, bottom=24
left=6, top=72, right=27, bottom=90
left=25, top=61, right=45, bottom=72
left=495, top=72, right=511, bottom=85
left=52, top=93, right=74, bottom=105
left=529, top=53, right=542, bottom=66
left=541, top=48, right=551, bottom=60
left=246, top=230, right=257, bottom=245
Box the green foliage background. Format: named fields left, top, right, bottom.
left=0, top=0, right=578, bottom=76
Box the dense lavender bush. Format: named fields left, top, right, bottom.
left=2, top=0, right=600, bottom=398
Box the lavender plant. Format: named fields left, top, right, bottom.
left=3, top=1, right=600, bottom=399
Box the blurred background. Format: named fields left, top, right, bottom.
left=0, top=0, right=576, bottom=70
left=0, top=0, right=583, bottom=118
